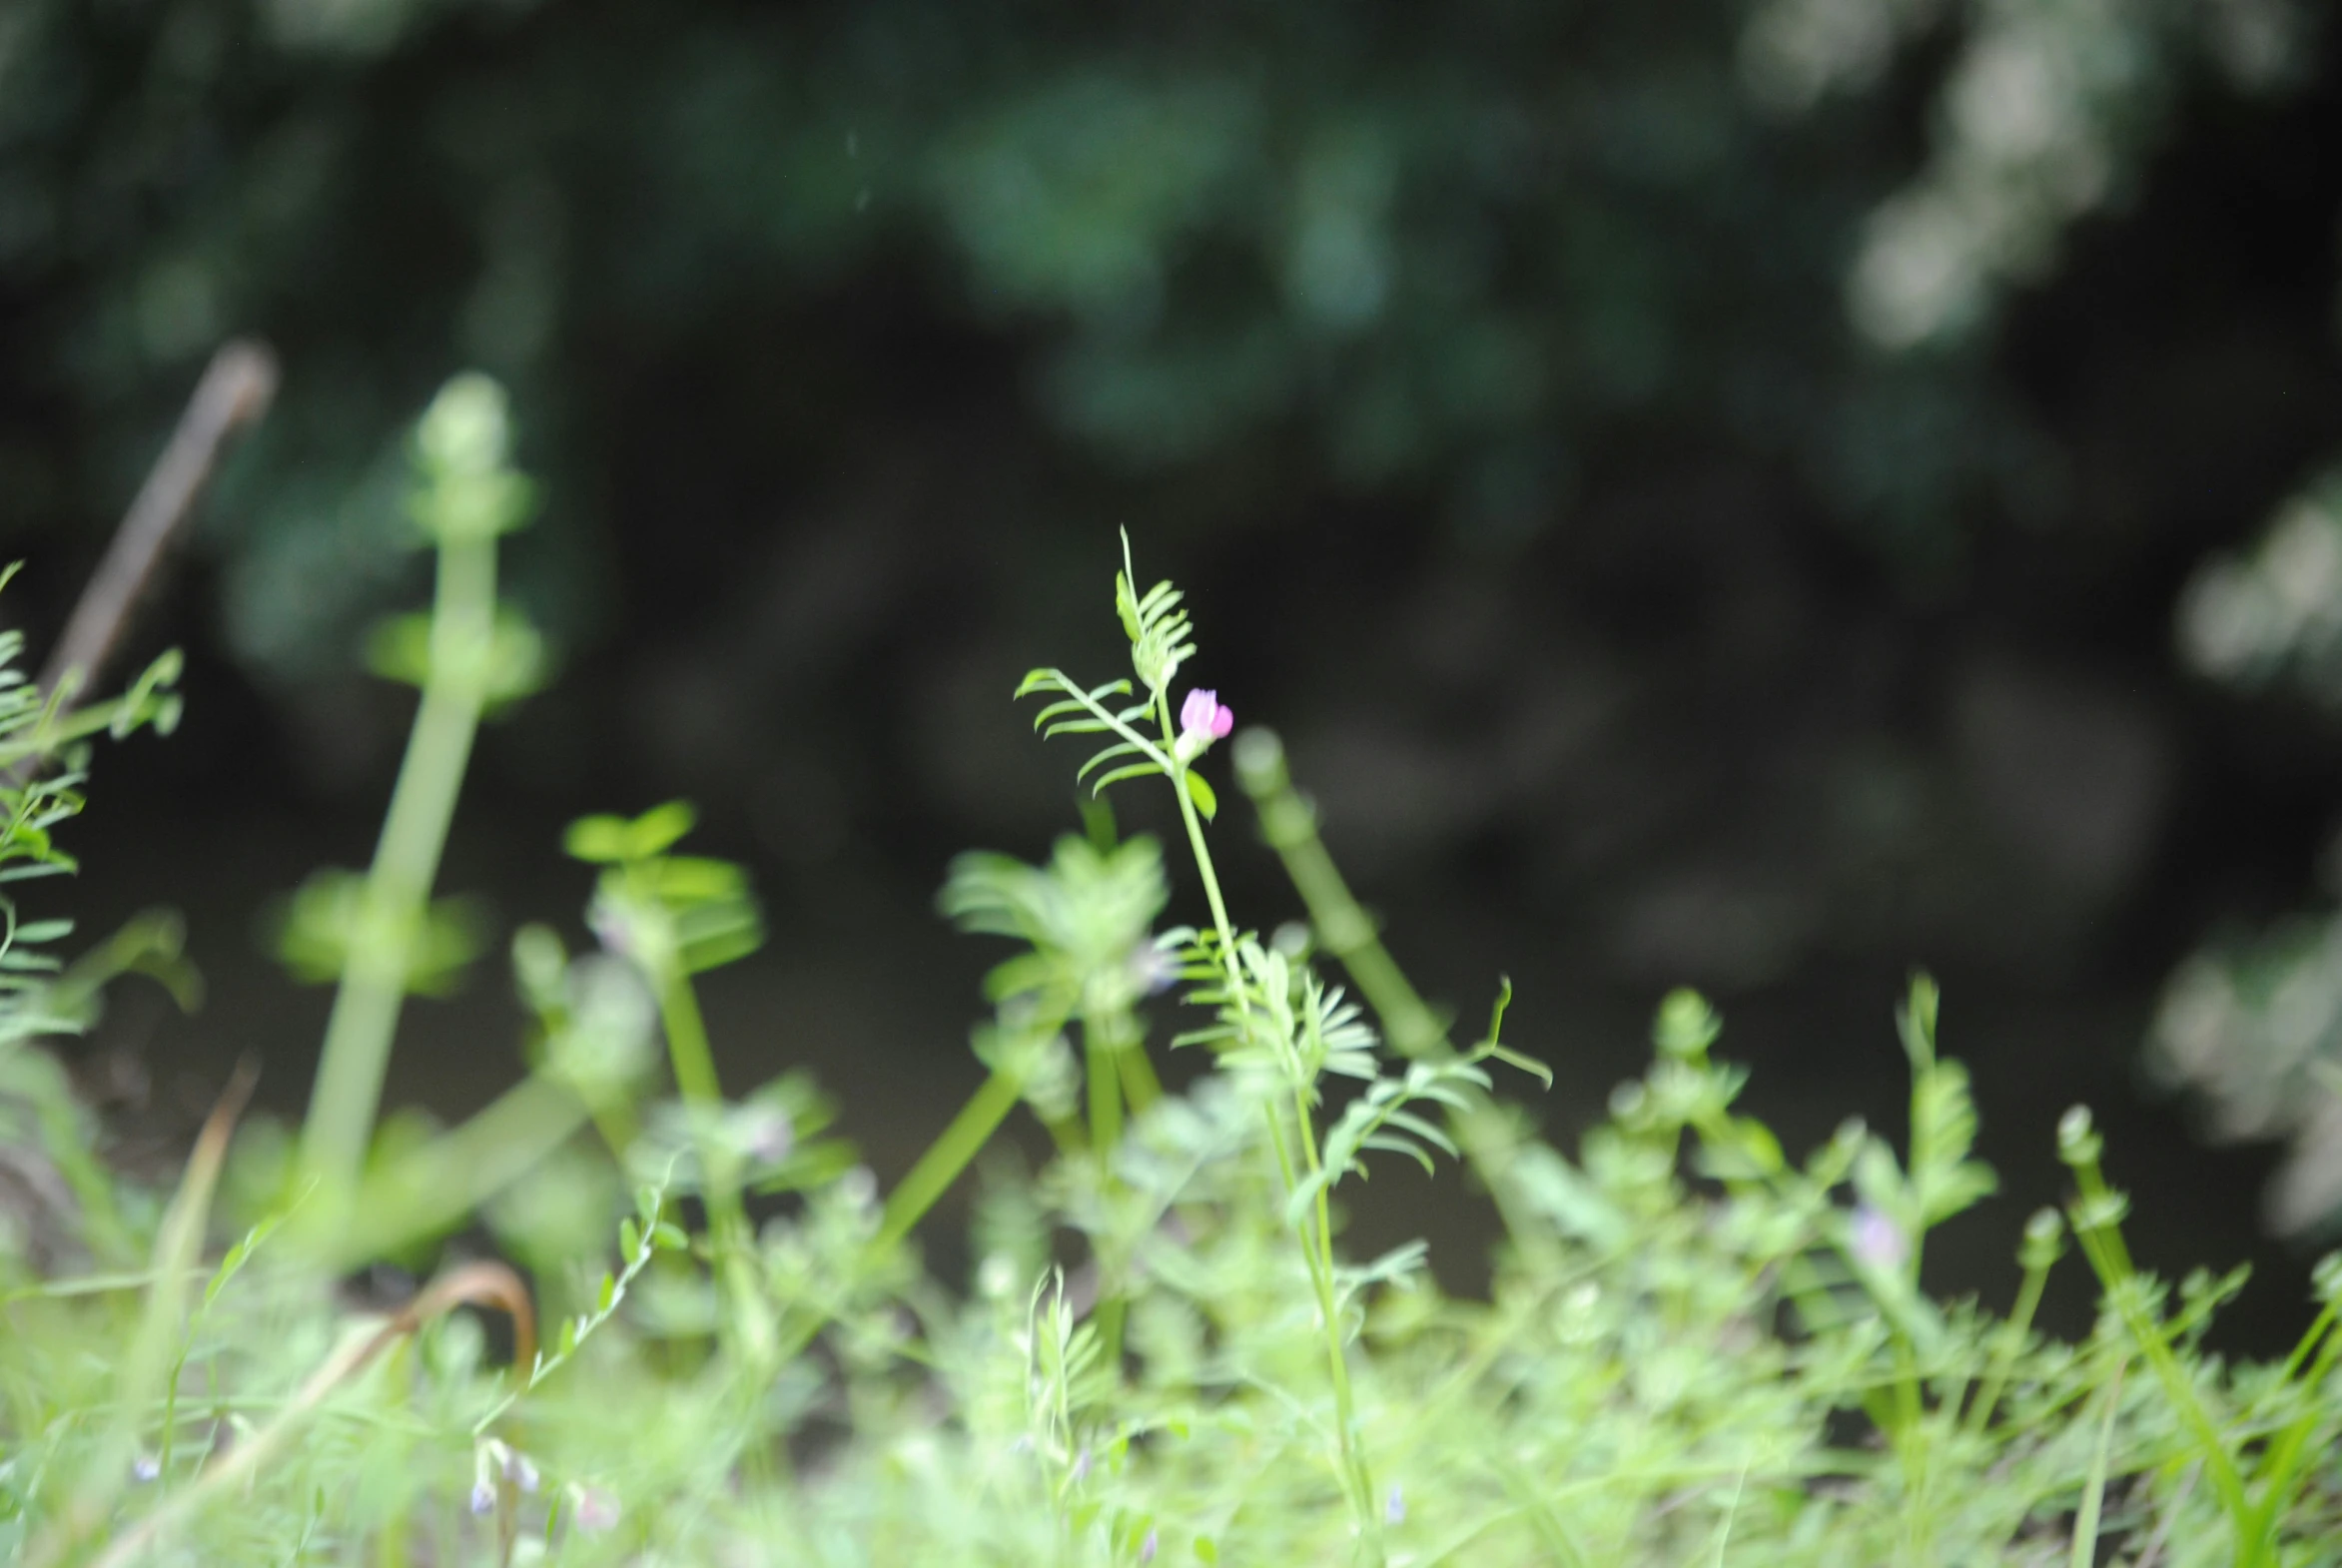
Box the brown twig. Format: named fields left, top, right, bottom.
left=39, top=340, right=278, bottom=709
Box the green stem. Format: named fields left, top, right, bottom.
left=2244, top=1301, right=2342, bottom=1549
left=1295, top=1083, right=1377, bottom=1544
left=1087, top=1036, right=1124, bottom=1168
left=1167, top=705, right=1380, bottom=1563
left=874, top=1067, right=1025, bottom=1258
left=1236, top=737, right=1439, bottom=1059
left=1234, top=730, right=1545, bottom=1260
left=302, top=534, right=495, bottom=1195
left=1171, top=780, right=1243, bottom=1002
left=1084, top=1004, right=1145, bottom=1363
left=1963, top=1257, right=2052, bottom=1437
left=2067, top=1192, right=2249, bottom=1544
left=327, top=1073, right=591, bottom=1269
left=1117, top=1040, right=1162, bottom=1114
left=652, top=963, right=768, bottom=1360
left=770, top=1067, right=1026, bottom=1358
left=2070, top=1359, right=2126, bottom=1568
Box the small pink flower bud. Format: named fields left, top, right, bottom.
left=571, top=1484, right=620, bottom=1533
left=1180, top=689, right=1234, bottom=744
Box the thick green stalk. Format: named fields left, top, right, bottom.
left=302, top=533, right=495, bottom=1194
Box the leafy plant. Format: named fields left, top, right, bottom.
left=10, top=381, right=2342, bottom=1565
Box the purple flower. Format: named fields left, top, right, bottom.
left=1385, top=1485, right=1406, bottom=1525
left=1851, top=1202, right=1909, bottom=1271
left=1140, top=1528, right=1159, bottom=1564
left=1179, top=689, right=1233, bottom=746
left=469, top=1481, right=497, bottom=1516
left=131, top=1454, right=160, bottom=1483
left=1128, top=941, right=1178, bottom=996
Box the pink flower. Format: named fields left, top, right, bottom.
left=570, top=1484, right=620, bottom=1533
left=1178, top=689, right=1233, bottom=757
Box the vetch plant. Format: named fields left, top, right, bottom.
left=11, top=379, right=2342, bottom=1563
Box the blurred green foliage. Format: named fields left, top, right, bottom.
left=0, top=0, right=2313, bottom=684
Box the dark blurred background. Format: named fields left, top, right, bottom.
left=6, top=0, right=2342, bottom=1344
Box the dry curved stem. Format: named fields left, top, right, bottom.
left=40, top=341, right=277, bottom=711
left=87, top=1259, right=535, bottom=1568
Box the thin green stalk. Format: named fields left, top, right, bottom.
left=2071, top=1359, right=2127, bottom=1568
left=1087, top=1037, right=1124, bottom=1168
left=1227, top=725, right=1435, bottom=1057
left=2278, top=1291, right=2342, bottom=1386
left=1163, top=701, right=1380, bottom=1563
left=1084, top=1026, right=1127, bottom=1363
left=1117, top=1039, right=1162, bottom=1114
left=874, top=1067, right=1026, bottom=1260
left=1164, top=748, right=1243, bottom=1003
left=1294, top=1082, right=1376, bottom=1537
left=1964, top=1254, right=2053, bottom=1437
left=2066, top=1199, right=2248, bottom=1540
left=652, top=964, right=769, bottom=1361
left=770, top=1066, right=1027, bottom=1363
left=1084, top=1002, right=1145, bottom=1362
left=2243, top=1303, right=2342, bottom=1548
left=1233, top=729, right=1546, bottom=1259
left=326, top=1072, right=592, bottom=1269
left=303, top=533, right=495, bottom=1194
